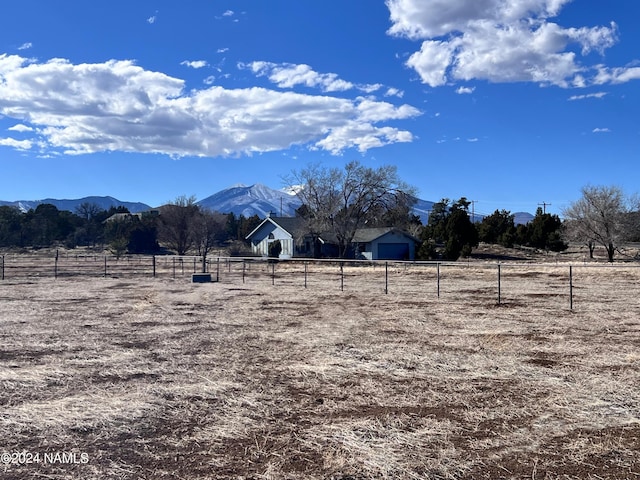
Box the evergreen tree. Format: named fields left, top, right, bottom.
left=268, top=239, right=282, bottom=258
left=477, top=209, right=516, bottom=247
left=0, top=206, right=23, bottom=247
left=418, top=198, right=478, bottom=260
left=22, top=204, right=77, bottom=247
left=523, top=208, right=567, bottom=252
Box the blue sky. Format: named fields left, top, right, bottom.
left=1, top=0, right=638, bottom=216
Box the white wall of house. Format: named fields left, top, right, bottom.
left=249, top=221, right=295, bottom=258
left=358, top=249, right=373, bottom=261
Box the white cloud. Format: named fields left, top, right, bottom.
left=384, top=87, right=404, bottom=97
left=360, top=83, right=383, bottom=93
left=203, top=76, right=216, bottom=85
left=181, top=60, right=208, bottom=69
left=593, top=65, right=640, bottom=85
left=355, top=98, right=421, bottom=122
left=568, top=92, right=607, bottom=101
left=8, top=123, right=33, bottom=132
left=0, top=54, right=422, bottom=157
left=0, top=137, right=32, bottom=150
left=386, top=0, right=630, bottom=88
left=222, top=10, right=234, bottom=17
left=467, top=137, right=479, bottom=142
left=592, top=127, right=611, bottom=133
left=147, top=16, right=156, bottom=24
left=456, top=86, right=475, bottom=94
left=314, top=123, right=415, bottom=154
left=244, top=61, right=355, bottom=92
left=18, top=42, right=32, bottom=51
left=242, top=61, right=397, bottom=96
left=217, top=48, right=229, bottom=54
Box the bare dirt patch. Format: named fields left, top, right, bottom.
left=0, top=264, right=639, bottom=479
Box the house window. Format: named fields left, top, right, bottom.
left=268, top=233, right=275, bottom=239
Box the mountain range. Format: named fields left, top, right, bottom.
left=0, top=196, right=152, bottom=214
left=0, top=184, right=534, bottom=224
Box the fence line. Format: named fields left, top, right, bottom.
left=1, top=252, right=639, bottom=310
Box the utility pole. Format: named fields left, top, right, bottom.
left=470, top=200, right=478, bottom=223
left=538, top=202, right=551, bottom=214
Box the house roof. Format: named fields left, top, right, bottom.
left=352, top=227, right=419, bottom=243
left=269, top=216, right=307, bottom=237
left=245, top=216, right=307, bottom=240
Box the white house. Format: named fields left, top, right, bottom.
left=245, top=216, right=306, bottom=259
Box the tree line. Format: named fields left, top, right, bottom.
left=0, top=198, right=262, bottom=259
left=419, top=199, right=567, bottom=260
left=1, top=164, right=638, bottom=263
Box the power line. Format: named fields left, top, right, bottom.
left=470, top=200, right=478, bottom=223
left=538, top=202, right=552, bottom=214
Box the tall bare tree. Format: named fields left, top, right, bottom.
left=562, top=185, right=635, bottom=262
left=158, top=196, right=199, bottom=255
left=75, top=202, right=105, bottom=247
left=285, top=161, right=416, bottom=258
left=192, top=210, right=227, bottom=272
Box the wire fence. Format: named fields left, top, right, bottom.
left=1, top=251, right=640, bottom=311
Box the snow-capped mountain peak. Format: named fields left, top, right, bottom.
left=281, top=184, right=305, bottom=196
left=197, top=183, right=302, bottom=218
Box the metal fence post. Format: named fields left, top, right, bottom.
left=385, top=261, right=388, bottom=294
left=497, top=263, right=501, bottom=305
left=304, top=261, right=307, bottom=288
left=570, top=265, right=573, bottom=310
left=340, top=262, right=344, bottom=291
left=1, top=255, right=4, bottom=280
left=152, top=256, right=156, bottom=278
left=437, top=263, right=440, bottom=298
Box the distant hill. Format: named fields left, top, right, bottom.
left=514, top=212, right=534, bottom=225
left=0, top=196, right=152, bottom=214
left=410, top=197, right=435, bottom=224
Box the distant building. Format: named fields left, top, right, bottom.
left=103, top=210, right=159, bottom=223
left=246, top=216, right=418, bottom=260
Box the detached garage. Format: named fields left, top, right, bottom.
left=378, top=242, right=410, bottom=260
left=353, top=228, right=418, bottom=261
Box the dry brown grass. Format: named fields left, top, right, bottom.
left=0, top=260, right=639, bottom=479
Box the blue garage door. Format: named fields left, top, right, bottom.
left=378, top=243, right=409, bottom=260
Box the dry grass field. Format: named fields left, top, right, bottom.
left=1, top=259, right=639, bottom=479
